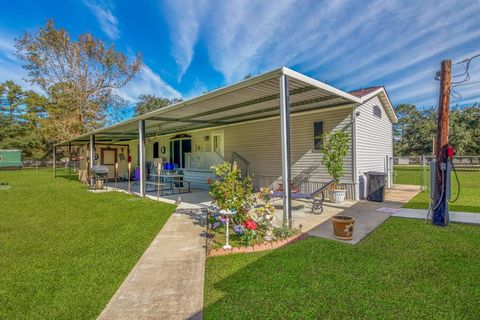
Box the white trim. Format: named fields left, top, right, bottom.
left=351, top=108, right=359, bottom=200
left=211, top=130, right=224, bottom=157
left=282, top=67, right=362, bottom=104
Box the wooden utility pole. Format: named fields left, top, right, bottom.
left=432, top=60, right=451, bottom=226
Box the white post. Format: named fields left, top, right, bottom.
left=139, top=120, right=146, bottom=197
left=89, top=135, right=95, bottom=186
left=223, top=217, right=231, bottom=249
left=53, top=145, right=56, bottom=178
left=279, top=74, right=292, bottom=228
left=68, top=142, right=72, bottom=180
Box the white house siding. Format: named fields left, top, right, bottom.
left=355, top=95, right=393, bottom=196
left=221, top=106, right=356, bottom=198
left=138, top=106, right=356, bottom=197
left=78, top=105, right=357, bottom=198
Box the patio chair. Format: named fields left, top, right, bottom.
left=270, top=180, right=335, bottom=214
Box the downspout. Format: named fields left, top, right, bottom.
left=351, top=107, right=359, bottom=200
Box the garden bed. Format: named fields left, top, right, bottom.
left=208, top=232, right=308, bottom=256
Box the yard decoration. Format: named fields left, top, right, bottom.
left=255, top=187, right=276, bottom=241
left=320, top=130, right=350, bottom=204
left=220, top=209, right=236, bottom=249
left=0, top=182, right=11, bottom=190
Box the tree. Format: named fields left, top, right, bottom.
left=15, top=19, right=142, bottom=141
left=393, top=103, right=480, bottom=156
left=0, top=81, right=46, bottom=158
left=0, top=81, right=23, bottom=120
left=134, top=94, right=182, bottom=116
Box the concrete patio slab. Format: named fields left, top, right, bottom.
left=393, top=208, right=480, bottom=225
left=305, top=184, right=421, bottom=244
left=307, top=202, right=393, bottom=244
left=97, top=207, right=206, bottom=320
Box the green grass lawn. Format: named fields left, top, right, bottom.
left=0, top=168, right=176, bottom=319
left=395, top=165, right=480, bottom=213
left=204, top=218, right=480, bottom=319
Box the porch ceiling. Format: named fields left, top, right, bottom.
left=56, top=67, right=362, bottom=146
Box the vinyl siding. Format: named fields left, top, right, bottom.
left=222, top=107, right=355, bottom=187
left=78, top=105, right=357, bottom=198
left=355, top=96, right=393, bottom=176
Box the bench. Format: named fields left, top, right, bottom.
left=270, top=180, right=335, bottom=214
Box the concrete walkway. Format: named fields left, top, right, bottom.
left=393, top=208, right=480, bottom=225
left=97, top=207, right=207, bottom=320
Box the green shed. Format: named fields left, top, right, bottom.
left=0, top=150, right=22, bottom=169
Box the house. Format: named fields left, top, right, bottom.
left=55, top=67, right=396, bottom=222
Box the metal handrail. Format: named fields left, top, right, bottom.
left=232, top=151, right=251, bottom=177
left=184, top=151, right=225, bottom=170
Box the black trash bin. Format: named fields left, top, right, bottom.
left=366, top=171, right=387, bottom=202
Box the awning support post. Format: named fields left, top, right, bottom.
left=139, top=120, right=146, bottom=197
left=89, top=135, right=95, bottom=186
left=53, top=145, right=56, bottom=178
left=279, top=74, right=292, bottom=228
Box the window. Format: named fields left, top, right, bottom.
left=313, top=121, right=324, bottom=151
left=373, top=105, right=382, bottom=118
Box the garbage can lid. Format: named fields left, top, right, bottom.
left=366, top=171, right=387, bottom=176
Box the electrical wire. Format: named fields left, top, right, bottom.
left=425, top=165, right=446, bottom=223
left=448, top=159, right=461, bottom=203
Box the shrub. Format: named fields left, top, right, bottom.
left=208, top=161, right=255, bottom=224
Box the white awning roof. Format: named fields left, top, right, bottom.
left=56, top=67, right=362, bottom=146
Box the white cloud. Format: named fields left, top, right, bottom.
left=84, top=0, right=120, bottom=40
left=119, top=64, right=181, bottom=102
left=0, top=32, right=31, bottom=88
left=163, top=0, right=208, bottom=81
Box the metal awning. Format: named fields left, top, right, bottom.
left=56, top=67, right=361, bottom=146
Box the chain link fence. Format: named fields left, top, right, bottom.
left=394, top=156, right=480, bottom=168
left=393, top=155, right=480, bottom=191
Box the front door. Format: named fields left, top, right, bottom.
left=211, top=131, right=224, bottom=157
left=169, top=139, right=192, bottom=168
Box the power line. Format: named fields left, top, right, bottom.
left=435, top=52, right=480, bottom=84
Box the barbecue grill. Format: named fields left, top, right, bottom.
left=91, top=165, right=109, bottom=189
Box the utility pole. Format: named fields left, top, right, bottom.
left=432, top=60, right=451, bottom=226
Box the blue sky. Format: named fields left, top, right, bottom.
left=1, top=0, right=479, bottom=115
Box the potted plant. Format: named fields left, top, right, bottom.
left=320, top=130, right=350, bottom=204
left=331, top=215, right=355, bottom=240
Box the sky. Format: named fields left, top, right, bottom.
left=0, top=0, right=479, bottom=119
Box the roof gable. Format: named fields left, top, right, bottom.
left=350, top=86, right=398, bottom=123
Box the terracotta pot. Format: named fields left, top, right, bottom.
left=331, top=215, right=355, bottom=240
left=329, top=189, right=346, bottom=203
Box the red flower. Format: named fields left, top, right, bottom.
left=244, top=219, right=257, bottom=230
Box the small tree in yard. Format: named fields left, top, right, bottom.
left=208, top=162, right=255, bottom=224
left=320, top=131, right=350, bottom=189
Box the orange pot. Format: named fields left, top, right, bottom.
left=331, top=215, right=355, bottom=240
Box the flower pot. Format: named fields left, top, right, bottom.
left=329, top=189, right=346, bottom=203
left=331, top=215, right=355, bottom=240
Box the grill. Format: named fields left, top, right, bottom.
left=91, top=165, right=109, bottom=189
left=91, top=165, right=109, bottom=177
